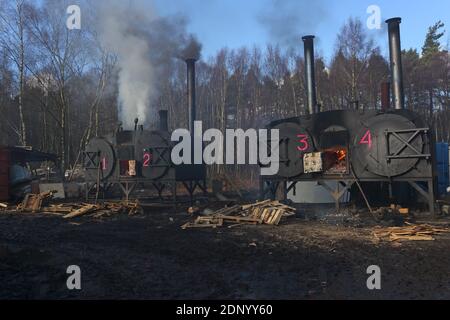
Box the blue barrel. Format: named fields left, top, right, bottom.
left=436, top=143, right=450, bottom=196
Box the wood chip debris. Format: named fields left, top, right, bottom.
left=182, top=200, right=296, bottom=229
left=373, top=223, right=450, bottom=242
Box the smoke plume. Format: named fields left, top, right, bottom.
left=94, top=0, right=201, bottom=128
left=258, top=0, right=328, bottom=49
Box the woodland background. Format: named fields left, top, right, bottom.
left=0, top=0, right=449, bottom=183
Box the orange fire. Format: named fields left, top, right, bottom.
left=336, top=149, right=347, bottom=161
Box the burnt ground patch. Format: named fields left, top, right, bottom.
left=1, top=210, right=450, bottom=300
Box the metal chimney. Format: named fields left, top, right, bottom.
left=186, top=59, right=197, bottom=132
left=386, top=18, right=405, bottom=110
left=302, top=35, right=318, bottom=115
left=158, top=110, right=168, bottom=132
left=381, top=82, right=391, bottom=110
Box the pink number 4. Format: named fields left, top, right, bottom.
left=359, top=130, right=372, bottom=148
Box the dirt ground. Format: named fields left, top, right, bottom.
left=1, top=205, right=450, bottom=300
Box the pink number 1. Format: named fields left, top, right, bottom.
left=101, top=157, right=107, bottom=170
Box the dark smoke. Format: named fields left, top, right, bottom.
left=180, top=35, right=203, bottom=61
left=94, top=0, right=202, bottom=128
left=258, top=0, right=328, bottom=49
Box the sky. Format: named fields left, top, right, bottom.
left=154, top=0, right=450, bottom=63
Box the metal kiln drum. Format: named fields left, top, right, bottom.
left=272, top=122, right=314, bottom=178
left=352, top=114, right=424, bottom=177
left=137, top=131, right=171, bottom=180
left=84, top=137, right=116, bottom=181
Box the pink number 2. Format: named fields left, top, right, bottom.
left=143, top=153, right=152, bottom=167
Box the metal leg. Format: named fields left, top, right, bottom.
left=259, top=178, right=265, bottom=200
left=318, top=180, right=355, bottom=212
left=269, top=181, right=280, bottom=200
left=119, top=182, right=137, bottom=202
left=408, top=181, right=436, bottom=216
left=283, top=181, right=288, bottom=201
left=428, top=180, right=436, bottom=216
left=173, top=182, right=177, bottom=212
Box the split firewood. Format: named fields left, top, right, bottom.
left=373, top=224, right=450, bottom=242
left=241, top=200, right=272, bottom=210
left=182, top=200, right=296, bottom=229
left=63, top=204, right=101, bottom=219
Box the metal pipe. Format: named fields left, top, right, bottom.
left=302, top=35, right=318, bottom=115
left=159, top=110, right=169, bottom=132
left=186, top=59, right=197, bottom=132
left=386, top=17, right=405, bottom=110
left=381, top=82, right=391, bottom=110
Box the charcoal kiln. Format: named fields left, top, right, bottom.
left=260, top=18, right=437, bottom=214
left=83, top=58, right=206, bottom=202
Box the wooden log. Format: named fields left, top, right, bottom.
left=390, top=235, right=435, bottom=241
left=219, top=215, right=261, bottom=224
left=241, top=200, right=272, bottom=210
left=63, top=204, right=99, bottom=219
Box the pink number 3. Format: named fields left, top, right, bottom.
left=297, top=134, right=309, bottom=152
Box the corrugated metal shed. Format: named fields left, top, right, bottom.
left=0, top=146, right=57, bottom=202
left=0, top=148, right=10, bottom=201
left=436, top=142, right=450, bottom=196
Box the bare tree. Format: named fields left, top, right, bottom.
left=334, top=17, right=376, bottom=109
left=0, top=0, right=36, bottom=145
left=26, top=0, right=90, bottom=171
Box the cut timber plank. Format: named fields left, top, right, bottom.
left=390, top=235, right=435, bottom=241
left=42, top=206, right=74, bottom=213
left=219, top=215, right=260, bottom=224
left=241, top=200, right=272, bottom=210
left=63, top=204, right=99, bottom=219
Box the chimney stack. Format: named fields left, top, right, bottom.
left=302, top=35, right=318, bottom=115
left=159, top=110, right=169, bottom=132
left=381, top=82, right=391, bottom=110
left=386, top=18, right=405, bottom=110
left=186, top=59, right=197, bottom=132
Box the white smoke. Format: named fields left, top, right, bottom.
left=94, top=0, right=201, bottom=128
left=96, top=0, right=157, bottom=128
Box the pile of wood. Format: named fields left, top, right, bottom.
left=60, top=201, right=143, bottom=219
left=17, top=191, right=57, bottom=213
left=373, top=205, right=409, bottom=218
left=373, top=223, right=450, bottom=242
left=182, top=200, right=296, bottom=229
left=12, top=197, right=143, bottom=219
left=0, top=202, right=9, bottom=210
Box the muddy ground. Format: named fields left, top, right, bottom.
left=1, top=205, right=450, bottom=300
